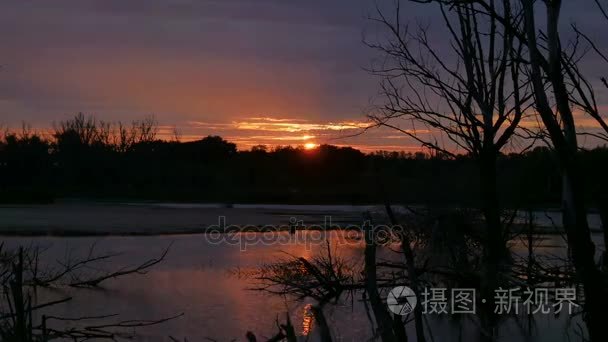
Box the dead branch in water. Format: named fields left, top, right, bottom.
left=0, top=244, right=179, bottom=341
left=68, top=245, right=170, bottom=287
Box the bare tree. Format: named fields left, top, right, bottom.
left=53, top=113, right=100, bottom=146
left=253, top=243, right=361, bottom=342
left=514, top=1, right=608, bottom=340
left=392, top=1, right=608, bottom=339
left=53, top=113, right=160, bottom=154
left=132, top=115, right=159, bottom=144
left=366, top=0, right=532, bottom=285
left=556, top=0, right=608, bottom=267
left=433, top=0, right=608, bottom=339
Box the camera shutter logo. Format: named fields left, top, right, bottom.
left=387, top=286, right=417, bottom=315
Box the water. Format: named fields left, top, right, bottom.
left=1, top=230, right=604, bottom=341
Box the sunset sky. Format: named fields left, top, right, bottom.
left=1, top=0, right=607, bottom=152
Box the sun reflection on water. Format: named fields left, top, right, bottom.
left=302, top=303, right=314, bottom=336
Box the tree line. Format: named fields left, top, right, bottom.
left=1, top=113, right=607, bottom=208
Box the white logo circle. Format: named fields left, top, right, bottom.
left=387, top=286, right=417, bottom=315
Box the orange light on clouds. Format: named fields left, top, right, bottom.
left=233, top=119, right=370, bottom=132
left=160, top=117, right=437, bottom=152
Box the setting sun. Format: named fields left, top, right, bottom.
left=304, top=142, right=318, bottom=150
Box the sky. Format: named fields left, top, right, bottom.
left=1, top=0, right=607, bottom=152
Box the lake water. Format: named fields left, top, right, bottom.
left=2, top=229, right=604, bottom=342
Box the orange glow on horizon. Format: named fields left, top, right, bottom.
left=304, top=142, right=318, bottom=150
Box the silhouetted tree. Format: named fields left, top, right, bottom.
left=432, top=0, right=608, bottom=339
left=367, top=0, right=532, bottom=291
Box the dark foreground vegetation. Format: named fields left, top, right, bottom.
left=2, top=113, right=608, bottom=207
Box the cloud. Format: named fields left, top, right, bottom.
left=232, top=117, right=370, bottom=133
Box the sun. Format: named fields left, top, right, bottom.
left=304, top=142, right=318, bottom=150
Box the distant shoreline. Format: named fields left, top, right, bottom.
left=0, top=201, right=371, bottom=236
left=0, top=201, right=602, bottom=237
